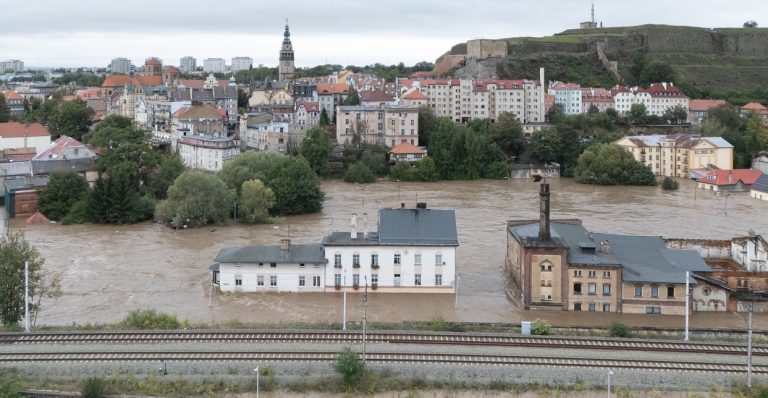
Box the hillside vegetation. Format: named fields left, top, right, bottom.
left=445, top=24, right=768, bottom=105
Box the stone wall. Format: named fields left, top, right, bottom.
left=639, top=28, right=768, bottom=55
left=467, top=39, right=508, bottom=59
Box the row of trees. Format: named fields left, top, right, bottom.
left=1, top=88, right=95, bottom=141
left=702, top=104, right=768, bottom=168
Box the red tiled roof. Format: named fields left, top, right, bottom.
left=300, top=102, right=319, bottom=112
left=33, top=135, right=90, bottom=160
left=698, top=169, right=762, bottom=186
left=549, top=81, right=580, bottom=90
left=389, top=141, right=426, bottom=155
left=689, top=99, right=727, bottom=112
left=61, top=95, right=78, bottom=102
left=163, top=66, right=180, bottom=73
left=101, top=74, right=162, bottom=88
left=316, top=83, right=349, bottom=95
left=0, top=122, right=50, bottom=138
left=25, top=211, right=50, bottom=225
left=145, top=58, right=162, bottom=66
left=102, top=74, right=133, bottom=87
left=742, top=102, right=768, bottom=115
left=75, top=88, right=101, bottom=100
left=2, top=90, right=23, bottom=101
left=410, top=71, right=429, bottom=79
left=360, top=89, right=394, bottom=103
left=647, top=82, right=687, bottom=98
left=3, top=147, right=36, bottom=156
left=134, top=76, right=163, bottom=87
left=177, top=79, right=204, bottom=89
left=403, top=90, right=427, bottom=100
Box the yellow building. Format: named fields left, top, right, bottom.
left=615, top=134, right=733, bottom=178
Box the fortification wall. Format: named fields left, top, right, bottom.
left=467, top=39, right=508, bottom=59
left=639, top=28, right=768, bottom=55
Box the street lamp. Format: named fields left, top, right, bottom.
left=254, top=367, right=260, bottom=398
left=607, top=370, right=614, bottom=398
left=363, top=276, right=368, bottom=364
left=342, top=269, right=347, bottom=330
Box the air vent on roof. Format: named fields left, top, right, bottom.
left=416, top=202, right=427, bottom=209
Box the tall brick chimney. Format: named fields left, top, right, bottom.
left=538, top=183, right=551, bottom=241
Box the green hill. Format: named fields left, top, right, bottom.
left=445, top=24, right=768, bottom=105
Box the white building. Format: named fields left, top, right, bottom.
left=203, top=58, right=226, bottom=73
left=177, top=135, right=239, bottom=172
left=0, top=122, right=52, bottom=155
left=213, top=240, right=326, bottom=293
left=322, top=205, right=458, bottom=293
left=109, top=57, right=132, bottom=74
left=179, top=56, right=197, bottom=73
left=336, top=104, right=419, bottom=148
left=231, top=57, right=253, bottom=71
left=0, top=60, right=24, bottom=72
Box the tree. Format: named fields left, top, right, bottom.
left=147, top=154, right=185, bottom=200
left=334, top=346, right=364, bottom=387
left=530, top=129, right=561, bottom=163
left=490, top=112, right=525, bottom=158
left=664, top=104, right=688, bottom=125
left=343, top=162, right=376, bottom=183
left=744, top=20, right=758, bottom=28
left=661, top=176, right=679, bottom=190
left=638, top=62, right=675, bottom=86
left=300, top=127, right=331, bottom=176
left=417, top=157, right=438, bottom=182
left=0, top=233, right=45, bottom=326
left=319, top=108, right=330, bottom=126
left=218, top=151, right=286, bottom=195
left=629, top=103, right=648, bottom=125
left=268, top=156, right=325, bottom=215
left=238, top=179, right=276, bottom=224
left=707, top=104, right=741, bottom=131
left=155, top=171, right=234, bottom=226
left=87, top=170, right=155, bottom=225
left=359, top=144, right=389, bottom=176
left=574, top=143, right=657, bottom=186
left=587, top=104, right=600, bottom=117
left=47, top=99, right=94, bottom=140
left=37, top=171, right=89, bottom=221
left=343, top=87, right=360, bottom=106
left=81, top=377, right=106, bottom=398
left=391, top=161, right=418, bottom=181
left=417, top=106, right=438, bottom=147
left=237, top=88, right=249, bottom=109
left=0, top=93, right=10, bottom=123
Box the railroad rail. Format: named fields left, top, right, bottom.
left=0, top=350, right=764, bottom=375
left=1, top=331, right=765, bottom=356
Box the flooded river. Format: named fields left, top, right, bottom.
left=12, top=178, right=768, bottom=327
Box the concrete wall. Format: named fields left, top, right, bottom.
left=665, top=238, right=732, bottom=260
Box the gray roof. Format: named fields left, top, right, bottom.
left=4, top=175, right=49, bottom=192
left=170, top=87, right=237, bottom=102
left=323, top=208, right=458, bottom=247
left=753, top=173, right=768, bottom=194
left=214, top=244, right=326, bottom=264
left=32, top=158, right=98, bottom=175
left=509, top=221, right=710, bottom=284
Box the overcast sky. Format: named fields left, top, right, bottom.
left=1, top=0, right=764, bottom=68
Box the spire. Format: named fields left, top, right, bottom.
left=283, top=18, right=291, bottom=41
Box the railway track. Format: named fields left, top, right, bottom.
left=0, top=350, right=763, bottom=375
left=1, top=331, right=764, bottom=356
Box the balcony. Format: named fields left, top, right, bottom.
left=352, top=263, right=360, bottom=269
left=334, top=263, right=342, bottom=269
left=371, top=263, right=380, bottom=270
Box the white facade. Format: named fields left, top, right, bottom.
left=179, top=56, right=197, bottom=73
left=218, top=262, right=325, bottom=293
left=0, top=60, right=24, bottom=72
left=0, top=135, right=51, bottom=155
left=203, top=58, right=226, bottom=73
left=178, top=135, right=239, bottom=172
left=231, top=57, right=253, bottom=71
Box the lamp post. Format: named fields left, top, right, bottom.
left=724, top=193, right=730, bottom=217
left=454, top=275, right=460, bottom=309
left=363, top=276, right=368, bottom=364
left=684, top=270, right=689, bottom=342
left=748, top=302, right=753, bottom=388
left=254, top=367, right=260, bottom=398
left=24, top=261, right=29, bottom=332
left=396, top=179, right=401, bottom=202
left=342, top=269, right=347, bottom=331
left=607, top=370, right=614, bottom=398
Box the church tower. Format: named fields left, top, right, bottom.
left=278, top=20, right=295, bottom=82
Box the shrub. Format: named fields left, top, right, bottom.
left=120, top=309, right=185, bottom=330
left=531, top=319, right=551, bottom=335
left=81, top=377, right=106, bottom=398
left=343, top=162, right=376, bottom=183
left=334, top=346, right=365, bottom=387
left=0, top=370, right=21, bottom=398
left=661, top=176, right=679, bottom=190
left=430, top=316, right=446, bottom=331
left=609, top=321, right=631, bottom=338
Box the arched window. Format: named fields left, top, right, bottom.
left=540, top=260, right=554, bottom=272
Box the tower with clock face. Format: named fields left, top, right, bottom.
left=278, top=21, right=295, bottom=82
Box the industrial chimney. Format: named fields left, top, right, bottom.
left=538, top=183, right=551, bottom=241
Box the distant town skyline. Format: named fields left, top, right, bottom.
left=1, top=0, right=765, bottom=68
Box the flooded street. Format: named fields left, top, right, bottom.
left=12, top=178, right=768, bottom=327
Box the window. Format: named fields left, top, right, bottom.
left=634, top=285, right=643, bottom=297
left=270, top=263, right=276, bottom=268
left=651, top=286, right=659, bottom=298
left=299, top=276, right=305, bottom=287
left=414, top=254, right=422, bottom=265
left=299, top=263, right=305, bottom=268
left=270, top=275, right=277, bottom=287
left=312, top=276, right=321, bottom=287
left=257, top=275, right=264, bottom=286
left=737, top=279, right=749, bottom=288
left=394, top=273, right=401, bottom=286
left=394, top=254, right=401, bottom=265
left=258, top=262, right=263, bottom=267
left=334, top=274, right=341, bottom=286
left=435, top=274, right=442, bottom=286
left=588, top=303, right=596, bottom=312
left=573, top=283, right=582, bottom=294
left=603, top=284, right=611, bottom=295
left=646, top=306, right=661, bottom=315
left=588, top=270, right=596, bottom=278
left=353, top=254, right=360, bottom=267
left=353, top=274, right=360, bottom=286
left=371, top=254, right=378, bottom=266
left=235, top=275, right=242, bottom=286
left=334, top=254, right=341, bottom=267
left=435, top=254, right=443, bottom=265
left=667, top=286, right=675, bottom=298
left=371, top=273, right=378, bottom=284
left=603, top=271, right=611, bottom=278
left=574, top=303, right=582, bottom=311
left=588, top=283, right=597, bottom=295
left=573, top=270, right=582, bottom=277
left=603, top=303, right=611, bottom=312
left=415, top=274, right=422, bottom=286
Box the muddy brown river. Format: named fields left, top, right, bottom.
left=11, top=178, right=768, bottom=328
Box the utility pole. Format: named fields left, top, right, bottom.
left=24, top=261, right=30, bottom=332
left=684, top=271, right=689, bottom=341
left=363, top=276, right=368, bottom=364
left=748, top=302, right=753, bottom=387
left=342, top=270, right=347, bottom=330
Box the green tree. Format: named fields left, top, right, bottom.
left=343, top=162, right=376, bottom=183
left=546, top=103, right=566, bottom=124
left=155, top=171, right=234, bottom=227
left=268, top=156, right=325, bottom=215
left=147, top=154, right=185, bottom=200
left=587, top=104, right=600, bottom=117
left=300, top=127, right=331, bottom=176
left=0, top=370, right=22, bottom=398
left=359, top=144, right=389, bottom=176
left=319, top=108, right=330, bottom=126
left=417, top=106, right=438, bottom=147
left=707, top=104, right=741, bottom=131
left=417, top=157, right=438, bottom=182
left=0, top=93, right=10, bottom=123
left=609, top=321, right=631, bottom=338
left=743, top=20, right=758, bottom=28
left=490, top=112, right=525, bottom=158
left=37, top=171, right=89, bottom=221
left=334, top=346, right=365, bottom=387
left=87, top=169, right=155, bottom=225
left=661, top=176, right=679, bottom=190
left=664, top=104, right=688, bottom=125
left=237, top=88, right=249, bottom=109
left=0, top=233, right=44, bottom=326
left=391, top=161, right=418, bottom=181
left=530, top=129, right=561, bottom=163
left=47, top=99, right=94, bottom=140
left=638, top=62, right=676, bottom=86
left=574, top=143, right=656, bottom=186
left=238, top=179, right=276, bottom=224
left=343, top=87, right=360, bottom=105
left=629, top=103, right=648, bottom=125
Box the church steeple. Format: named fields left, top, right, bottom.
left=279, top=18, right=295, bottom=82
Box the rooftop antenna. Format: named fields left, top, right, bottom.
left=591, top=3, right=595, bottom=25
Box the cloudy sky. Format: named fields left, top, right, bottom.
left=1, top=0, right=764, bottom=68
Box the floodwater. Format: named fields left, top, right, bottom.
left=11, top=178, right=768, bottom=328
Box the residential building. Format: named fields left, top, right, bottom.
left=548, top=81, right=582, bottom=115
left=0, top=122, right=52, bottom=156
left=162, top=66, right=181, bottom=85
left=231, top=57, right=253, bottom=71
left=611, top=86, right=652, bottom=115
left=696, top=169, right=763, bottom=192
left=171, top=103, right=227, bottom=151
left=401, top=89, right=428, bottom=108
left=4, top=176, right=48, bottom=218
left=178, top=135, right=239, bottom=172
left=740, top=102, right=768, bottom=124
left=751, top=174, right=768, bottom=201
left=323, top=205, right=458, bottom=292
left=293, top=80, right=317, bottom=100
left=241, top=119, right=299, bottom=153
left=0, top=60, right=24, bottom=72
left=646, top=82, right=689, bottom=118
left=294, top=102, right=320, bottom=127
left=360, top=89, right=396, bottom=107
left=336, top=105, right=419, bottom=147
left=143, top=58, right=163, bottom=76
left=2, top=90, right=24, bottom=117
left=754, top=153, right=768, bottom=174
left=109, top=58, right=132, bottom=74
left=212, top=239, right=326, bottom=293
left=688, top=99, right=726, bottom=125
left=506, top=184, right=710, bottom=314
left=33, top=135, right=97, bottom=161
left=581, top=88, right=613, bottom=113
left=317, top=83, right=349, bottom=118
left=203, top=58, right=226, bottom=73
left=169, top=76, right=238, bottom=128
left=388, top=141, right=427, bottom=163
left=615, top=134, right=734, bottom=177
left=278, top=22, right=295, bottom=82
left=179, top=56, right=197, bottom=73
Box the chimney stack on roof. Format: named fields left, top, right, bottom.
left=599, top=240, right=611, bottom=254
left=538, top=183, right=551, bottom=241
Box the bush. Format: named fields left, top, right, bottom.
left=343, top=162, right=376, bottom=183
left=661, top=176, right=679, bottom=190
left=0, top=370, right=21, bottom=398
left=334, top=346, right=365, bottom=387
left=430, top=316, right=446, bottom=331
left=531, top=319, right=551, bottom=335
left=609, top=321, right=631, bottom=338
left=120, top=309, right=185, bottom=330
left=81, top=377, right=106, bottom=398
